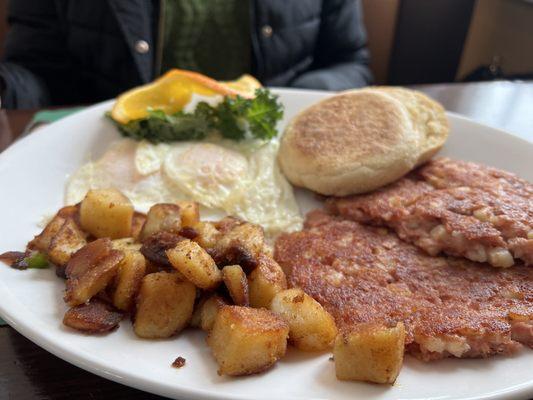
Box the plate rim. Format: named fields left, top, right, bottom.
left=0, top=88, right=532, bottom=400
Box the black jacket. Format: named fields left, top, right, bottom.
left=0, top=0, right=372, bottom=109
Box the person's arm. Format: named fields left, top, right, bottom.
left=0, top=0, right=70, bottom=109
left=290, top=0, right=373, bottom=91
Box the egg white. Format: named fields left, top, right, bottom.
left=135, top=141, right=171, bottom=176
left=65, top=137, right=302, bottom=236
left=163, top=142, right=249, bottom=209
left=66, top=140, right=186, bottom=213
left=222, top=141, right=303, bottom=235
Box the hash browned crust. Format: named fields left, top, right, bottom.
left=328, top=158, right=533, bottom=267
left=275, top=210, right=533, bottom=361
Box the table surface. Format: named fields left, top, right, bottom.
left=0, top=80, right=532, bottom=400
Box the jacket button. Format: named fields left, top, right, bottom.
left=135, top=40, right=150, bottom=54
left=261, top=25, right=273, bottom=38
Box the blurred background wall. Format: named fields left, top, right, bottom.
left=0, top=0, right=531, bottom=85
left=457, top=0, right=533, bottom=80
left=361, top=0, right=400, bottom=84
left=363, top=0, right=533, bottom=84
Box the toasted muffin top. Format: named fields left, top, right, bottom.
left=278, top=87, right=449, bottom=196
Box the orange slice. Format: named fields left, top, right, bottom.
left=111, top=70, right=261, bottom=124
left=221, top=74, right=262, bottom=97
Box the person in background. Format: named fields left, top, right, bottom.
left=0, top=0, right=372, bottom=109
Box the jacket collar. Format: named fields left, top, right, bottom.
left=108, top=0, right=153, bottom=83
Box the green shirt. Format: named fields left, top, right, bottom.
left=158, top=0, right=251, bottom=80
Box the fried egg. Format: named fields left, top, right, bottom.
left=223, top=141, right=302, bottom=234
left=163, top=143, right=249, bottom=209
left=135, top=141, right=171, bottom=176
left=65, top=137, right=302, bottom=236
left=66, top=140, right=183, bottom=211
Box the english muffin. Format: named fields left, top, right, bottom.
left=278, top=88, right=448, bottom=196
left=372, top=86, right=448, bottom=164
left=279, top=90, right=419, bottom=196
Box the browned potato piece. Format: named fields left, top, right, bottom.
left=80, top=189, right=133, bottom=239
left=144, top=259, right=160, bottom=274
left=207, top=306, right=289, bottom=376
left=189, top=291, right=225, bottom=330
left=30, top=213, right=66, bottom=252
left=270, top=288, right=337, bottom=351
left=222, top=265, right=249, bottom=306
left=213, top=222, right=265, bottom=270
left=48, top=219, right=88, bottom=267
left=176, top=201, right=200, bottom=227
left=112, top=250, right=146, bottom=311
left=134, top=272, right=196, bottom=338
left=131, top=212, right=147, bottom=240
left=63, top=299, right=122, bottom=333
left=334, top=323, right=406, bottom=384
left=223, top=222, right=265, bottom=256
left=166, top=239, right=222, bottom=290
left=57, top=204, right=81, bottom=220
left=248, top=254, right=287, bottom=308
left=65, top=249, right=123, bottom=306
left=140, top=231, right=183, bottom=268
left=189, top=296, right=206, bottom=328
left=214, top=216, right=243, bottom=234
left=29, top=205, right=79, bottom=252
left=192, top=221, right=220, bottom=250
left=139, top=204, right=182, bottom=241
left=200, top=295, right=227, bottom=332
left=65, top=238, right=112, bottom=278
left=178, top=226, right=198, bottom=240
left=111, top=238, right=142, bottom=252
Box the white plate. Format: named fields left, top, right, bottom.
left=0, top=89, right=532, bottom=400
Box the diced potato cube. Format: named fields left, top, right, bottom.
left=200, top=295, right=227, bottom=331
left=212, top=222, right=265, bottom=271
left=192, top=221, right=220, bottom=249
left=80, top=189, right=133, bottom=239
left=166, top=239, right=222, bottom=290
left=131, top=212, right=147, bottom=240
left=207, top=306, right=289, bottom=376
left=189, top=296, right=206, bottom=328
left=270, top=288, right=337, bottom=351
left=65, top=249, right=123, bottom=306
left=29, top=205, right=79, bottom=252
left=222, top=265, right=249, bottom=306
left=188, top=294, right=222, bottom=330
left=134, top=272, right=196, bottom=338
left=111, top=237, right=142, bottom=252
left=248, top=254, right=287, bottom=308
left=112, top=250, right=146, bottom=311
left=176, top=201, right=200, bottom=227
left=48, top=219, right=88, bottom=267
left=334, top=322, right=406, bottom=384
left=139, top=203, right=181, bottom=241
